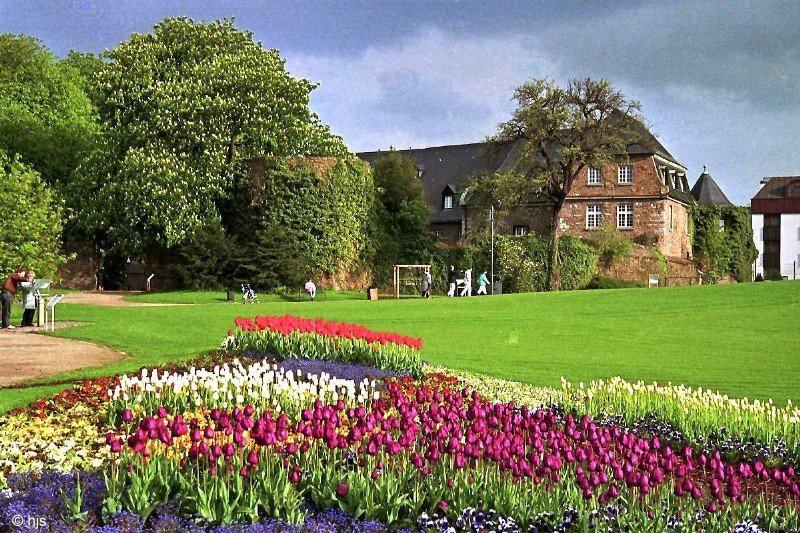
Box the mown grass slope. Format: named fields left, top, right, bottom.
left=1, top=281, right=797, bottom=412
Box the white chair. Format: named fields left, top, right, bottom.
left=648, top=274, right=659, bottom=288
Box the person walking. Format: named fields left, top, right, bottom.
left=304, top=278, right=317, bottom=301
left=477, top=270, right=489, bottom=295
left=421, top=269, right=432, bottom=298
left=447, top=266, right=457, bottom=297
left=2, top=267, right=28, bottom=329
left=461, top=268, right=473, bottom=297
left=19, top=271, right=36, bottom=327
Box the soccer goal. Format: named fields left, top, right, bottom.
left=392, top=264, right=431, bottom=299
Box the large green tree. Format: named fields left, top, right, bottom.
left=371, top=150, right=437, bottom=284
left=74, top=17, right=347, bottom=251
left=0, top=150, right=68, bottom=277
left=0, top=34, right=98, bottom=189
left=486, top=78, right=643, bottom=290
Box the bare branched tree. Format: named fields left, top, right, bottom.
left=489, top=78, right=644, bottom=290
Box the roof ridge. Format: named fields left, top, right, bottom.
left=356, top=141, right=493, bottom=154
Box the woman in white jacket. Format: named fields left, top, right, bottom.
left=19, top=271, right=36, bottom=327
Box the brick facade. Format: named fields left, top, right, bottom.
left=463, top=155, right=693, bottom=259
left=559, top=197, right=692, bottom=259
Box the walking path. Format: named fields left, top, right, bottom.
left=0, top=291, right=164, bottom=387
left=63, top=290, right=178, bottom=307
left=0, top=323, right=125, bottom=387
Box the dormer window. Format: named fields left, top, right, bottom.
left=441, top=185, right=456, bottom=210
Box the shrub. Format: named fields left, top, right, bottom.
left=171, top=220, right=237, bottom=290
left=583, top=276, right=645, bottom=290
left=496, top=234, right=597, bottom=292
left=585, top=225, right=633, bottom=267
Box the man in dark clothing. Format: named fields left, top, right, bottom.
left=2, top=268, right=27, bottom=329
left=447, top=265, right=457, bottom=297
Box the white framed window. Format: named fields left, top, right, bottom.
left=586, top=204, right=602, bottom=229
left=618, top=165, right=633, bottom=184
left=512, top=225, right=529, bottom=236
left=669, top=205, right=674, bottom=231
left=718, top=219, right=725, bottom=232
left=617, top=203, right=633, bottom=229
left=443, top=194, right=453, bottom=209
left=588, top=167, right=602, bottom=185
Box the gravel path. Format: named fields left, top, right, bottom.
left=0, top=323, right=125, bottom=387
left=63, top=290, right=179, bottom=306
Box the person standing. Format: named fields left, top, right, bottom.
left=421, top=269, right=432, bottom=298
left=477, top=270, right=489, bottom=295
left=304, top=278, right=317, bottom=301
left=447, top=266, right=457, bottom=297
left=19, top=271, right=36, bottom=327
left=2, top=267, right=28, bottom=329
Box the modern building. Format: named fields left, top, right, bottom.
left=751, top=176, right=800, bottom=279
left=358, top=128, right=695, bottom=260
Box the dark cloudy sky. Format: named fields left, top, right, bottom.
left=2, top=0, right=798, bottom=204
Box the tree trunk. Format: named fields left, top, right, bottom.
left=548, top=200, right=565, bottom=291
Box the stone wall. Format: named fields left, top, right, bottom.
left=57, top=242, right=97, bottom=289
left=598, top=246, right=700, bottom=286
left=559, top=198, right=692, bottom=259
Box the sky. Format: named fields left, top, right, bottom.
left=1, top=0, right=798, bottom=205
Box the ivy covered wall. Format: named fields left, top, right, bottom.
left=244, top=156, right=377, bottom=279
left=690, top=205, right=758, bottom=282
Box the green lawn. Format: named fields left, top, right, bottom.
left=1, top=281, right=798, bottom=413
left=122, top=289, right=367, bottom=305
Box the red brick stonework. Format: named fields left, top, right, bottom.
left=559, top=198, right=692, bottom=259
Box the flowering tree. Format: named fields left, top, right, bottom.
left=74, top=18, right=347, bottom=251
left=488, top=78, right=643, bottom=290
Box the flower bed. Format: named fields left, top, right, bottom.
left=106, top=358, right=381, bottom=425
left=98, top=374, right=800, bottom=529
left=2, top=320, right=800, bottom=531
left=229, top=315, right=423, bottom=376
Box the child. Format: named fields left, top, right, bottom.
left=19, top=271, right=36, bottom=327
left=421, top=270, right=432, bottom=298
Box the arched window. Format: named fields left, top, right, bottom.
left=442, top=185, right=456, bottom=209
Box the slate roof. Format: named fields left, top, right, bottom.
left=752, top=176, right=800, bottom=199
left=626, top=120, right=682, bottom=167
left=357, top=127, right=687, bottom=219
left=690, top=169, right=733, bottom=206
left=357, top=142, right=517, bottom=223
left=668, top=182, right=696, bottom=205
